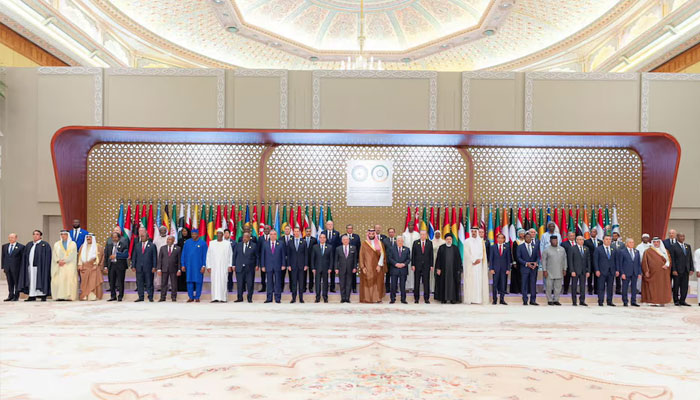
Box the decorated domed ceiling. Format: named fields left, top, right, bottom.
left=1, top=0, right=699, bottom=70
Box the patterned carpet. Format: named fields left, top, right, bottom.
left=1, top=281, right=698, bottom=399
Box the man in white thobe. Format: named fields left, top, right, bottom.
left=402, top=225, right=420, bottom=292
left=463, top=227, right=490, bottom=304
left=51, top=230, right=78, bottom=301
left=207, top=229, right=232, bottom=303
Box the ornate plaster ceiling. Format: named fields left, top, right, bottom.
left=1, top=0, right=699, bottom=70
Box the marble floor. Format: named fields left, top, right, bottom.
left=1, top=281, right=699, bottom=400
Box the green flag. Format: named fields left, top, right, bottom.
left=326, top=204, right=332, bottom=222
left=281, top=204, right=288, bottom=232
left=235, top=204, right=243, bottom=240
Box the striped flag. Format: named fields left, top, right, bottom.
left=274, top=204, right=281, bottom=235
left=487, top=206, right=494, bottom=244
left=611, top=206, right=620, bottom=234
left=442, top=206, right=450, bottom=237
left=310, top=205, right=317, bottom=238
left=428, top=206, right=435, bottom=240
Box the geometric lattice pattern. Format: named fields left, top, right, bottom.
left=470, top=147, right=642, bottom=240
left=266, top=145, right=469, bottom=233
left=87, top=144, right=641, bottom=243
left=87, top=144, right=267, bottom=241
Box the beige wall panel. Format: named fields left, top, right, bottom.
left=288, top=71, right=312, bottom=129
left=468, top=79, right=519, bottom=131
left=437, top=72, right=461, bottom=130
left=318, top=77, right=431, bottom=130
left=530, top=79, right=639, bottom=131
left=232, top=76, right=280, bottom=129
left=37, top=73, right=96, bottom=202
left=646, top=79, right=700, bottom=210
left=105, top=75, right=219, bottom=127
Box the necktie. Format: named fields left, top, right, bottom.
left=606, top=247, right=610, bottom=258
left=682, top=244, right=686, bottom=255
left=271, top=242, right=275, bottom=254
left=168, top=246, right=172, bottom=256
left=9, top=244, right=13, bottom=254
left=421, top=241, right=425, bottom=253
left=344, top=246, right=348, bottom=257
left=142, top=242, right=146, bottom=253
left=322, top=245, right=325, bottom=255
left=499, top=244, right=503, bottom=256
left=391, top=238, right=395, bottom=245
left=306, top=238, right=310, bottom=247
left=629, top=248, right=633, bottom=259
left=528, top=244, right=532, bottom=256
left=398, top=246, right=401, bottom=256
left=579, top=246, right=583, bottom=256
left=295, top=239, right=299, bottom=250
left=243, top=243, right=247, bottom=254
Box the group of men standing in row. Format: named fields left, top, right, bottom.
left=2, top=219, right=698, bottom=306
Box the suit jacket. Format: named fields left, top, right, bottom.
left=286, top=237, right=308, bottom=271
left=489, top=243, right=511, bottom=273
left=616, top=247, right=642, bottom=276
left=561, top=240, right=573, bottom=256
left=516, top=241, right=540, bottom=266
left=345, top=234, right=362, bottom=253
left=322, top=229, right=341, bottom=254
left=567, top=243, right=591, bottom=275
left=381, top=236, right=398, bottom=264
left=260, top=239, right=286, bottom=271
left=584, top=238, right=603, bottom=271
left=2, top=242, right=25, bottom=272
left=69, top=228, right=89, bottom=250
left=103, top=238, right=130, bottom=268
left=610, top=240, right=624, bottom=252
left=302, top=236, right=317, bottom=267
left=233, top=240, right=258, bottom=270
left=670, top=242, right=694, bottom=273
left=334, top=244, right=357, bottom=273
left=411, top=240, right=433, bottom=270
left=593, top=246, right=616, bottom=276
left=131, top=239, right=158, bottom=271
left=663, top=238, right=680, bottom=253
left=311, top=243, right=334, bottom=272
left=388, top=244, right=411, bottom=276
left=157, top=245, right=181, bottom=272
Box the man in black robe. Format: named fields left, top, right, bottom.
left=435, top=233, right=462, bottom=304
left=18, top=230, right=52, bottom=301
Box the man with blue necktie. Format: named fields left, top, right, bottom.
left=594, top=235, right=618, bottom=306
left=489, top=233, right=510, bottom=305
left=69, top=219, right=89, bottom=252
left=287, top=227, right=308, bottom=303
left=260, top=230, right=286, bottom=303
left=516, top=232, right=540, bottom=306
left=616, top=238, right=641, bottom=307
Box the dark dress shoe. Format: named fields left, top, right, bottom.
left=390, top=300, right=396, bottom=304
left=25, top=297, right=36, bottom=302
left=195, top=299, right=200, bottom=302
left=135, top=299, right=144, bottom=302
left=300, top=299, right=305, bottom=303
left=492, top=301, right=497, bottom=305
left=148, top=298, right=154, bottom=302
left=674, top=302, right=680, bottom=306
left=499, top=300, right=508, bottom=305
left=264, top=300, right=273, bottom=303
left=598, top=303, right=604, bottom=306
left=172, top=298, right=177, bottom=302
left=275, top=300, right=281, bottom=303
left=290, top=299, right=296, bottom=304
left=401, top=300, right=408, bottom=304
left=187, top=299, right=194, bottom=303
left=247, top=299, right=253, bottom=303
left=11, top=297, right=19, bottom=301
left=623, top=303, right=628, bottom=307
left=572, top=303, right=577, bottom=306
left=681, top=302, right=691, bottom=306
left=553, top=301, right=561, bottom=306
left=425, top=300, right=430, bottom=304
left=4, top=297, right=14, bottom=302
left=607, top=303, right=616, bottom=307
left=530, top=302, right=538, bottom=306
left=352, top=289, right=357, bottom=293
left=258, top=287, right=266, bottom=293
left=117, top=298, right=122, bottom=302
left=234, top=299, right=243, bottom=303
left=314, top=299, right=320, bottom=303
left=580, top=302, right=588, bottom=307
left=41, top=297, right=47, bottom=301
left=158, top=298, right=166, bottom=302
left=211, top=300, right=219, bottom=303
left=414, top=300, right=419, bottom=304
left=548, top=301, right=553, bottom=305
left=323, top=299, right=328, bottom=303
left=523, top=301, right=528, bottom=305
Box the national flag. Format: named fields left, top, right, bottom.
left=274, top=204, right=281, bottom=235
left=560, top=207, right=568, bottom=240
left=523, top=207, right=530, bottom=231
left=538, top=207, right=545, bottom=240
left=117, top=202, right=125, bottom=232
left=259, top=203, right=266, bottom=236
left=251, top=204, right=259, bottom=238
left=266, top=204, right=273, bottom=234
left=509, top=207, right=517, bottom=244
left=155, top=201, right=162, bottom=230
left=452, top=207, right=461, bottom=256
left=435, top=206, right=441, bottom=232
left=404, top=205, right=412, bottom=231
left=170, top=202, right=178, bottom=238
left=131, top=202, right=141, bottom=255
left=185, top=202, right=191, bottom=231
left=318, top=204, right=325, bottom=237
left=552, top=206, right=560, bottom=235
left=207, top=203, right=214, bottom=243
left=480, top=205, right=486, bottom=231
left=326, top=204, right=332, bottom=222
left=517, top=207, right=523, bottom=231
left=494, top=206, right=501, bottom=238
left=501, top=207, right=509, bottom=243
left=611, top=206, right=620, bottom=234
left=590, top=204, right=595, bottom=232
left=442, top=206, right=450, bottom=237
left=464, top=204, right=471, bottom=238
left=487, top=206, right=494, bottom=244
left=310, top=205, right=317, bottom=238
left=199, top=203, right=206, bottom=242
left=575, top=206, right=582, bottom=236
left=162, top=203, right=171, bottom=235
left=457, top=207, right=466, bottom=255
left=303, top=205, right=310, bottom=235
left=472, top=205, right=478, bottom=230
left=568, top=208, right=575, bottom=239
left=192, top=203, right=199, bottom=231
left=297, top=205, right=303, bottom=230
left=215, top=204, right=222, bottom=232
left=146, top=203, right=154, bottom=239
left=281, top=203, right=288, bottom=232
left=235, top=204, right=243, bottom=240
left=596, top=206, right=605, bottom=242
left=222, top=205, right=228, bottom=231
left=414, top=206, right=421, bottom=232
left=123, top=202, right=132, bottom=241
left=582, top=205, right=590, bottom=239
left=428, top=206, right=435, bottom=240
left=604, top=206, right=611, bottom=236
left=531, top=207, right=537, bottom=233
left=290, top=206, right=295, bottom=233
left=420, top=206, right=428, bottom=233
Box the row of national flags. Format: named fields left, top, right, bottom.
left=116, top=201, right=335, bottom=254
left=401, top=203, right=621, bottom=245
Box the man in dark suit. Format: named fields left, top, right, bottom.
left=156, top=235, right=181, bottom=302
left=671, top=233, right=694, bottom=306
left=584, top=228, right=603, bottom=295
left=131, top=230, right=158, bottom=302
left=593, top=235, right=617, bottom=306
left=260, top=230, right=286, bottom=303
left=311, top=232, right=333, bottom=303
left=233, top=232, right=258, bottom=303
left=322, top=221, right=340, bottom=292
left=2, top=233, right=25, bottom=301
left=610, top=232, right=624, bottom=294
left=104, top=231, right=130, bottom=301
left=381, top=228, right=397, bottom=293
left=561, top=231, right=575, bottom=295
left=616, top=237, right=641, bottom=307
left=662, top=229, right=678, bottom=251
left=255, top=225, right=268, bottom=293
left=567, top=235, right=591, bottom=306
left=303, top=228, right=317, bottom=293
left=345, top=225, right=361, bottom=293
left=374, top=224, right=387, bottom=242
left=411, top=230, right=433, bottom=304
left=489, top=233, right=511, bottom=305
left=287, top=227, right=308, bottom=303
left=517, top=232, right=540, bottom=305
left=334, top=234, right=357, bottom=303
left=388, top=236, right=411, bottom=304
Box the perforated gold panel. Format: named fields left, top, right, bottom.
left=469, top=147, right=642, bottom=240
left=87, top=144, right=267, bottom=242
left=265, top=145, right=469, bottom=233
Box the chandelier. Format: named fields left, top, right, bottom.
left=340, top=0, right=384, bottom=70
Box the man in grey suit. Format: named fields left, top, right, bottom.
left=157, top=235, right=181, bottom=302
left=542, top=236, right=567, bottom=306
left=388, top=236, right=411, bottom=304
left=567, top=235, right=591, bottom=306
left=334, top=234, right=357, bottom=303
left=610, top=231, right=624, bottom=294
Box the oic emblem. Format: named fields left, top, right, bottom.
left=371, top=164, right=390, bottom=182
left=351, top=165, right=369, bottom=182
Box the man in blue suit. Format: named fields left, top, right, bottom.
left=311, top=233, right=333, bottom=303
left=516, top=232, right=540, bottom=305
left=388, top=236, right=411, bottom=304
left=131, top=229, right=158, bottom=302
left=594, top=235, right=618, bottom=306
left=616, top=238, right=641, bottom=307
left=287, top=227, right=308, bottom=303
left=69, top=219, right=89, bottom=252
left=489, top=233, right=511, bottom=305
left=233, top=232, right=257, bottom=303
left=260, top=230, right=286, bottom=303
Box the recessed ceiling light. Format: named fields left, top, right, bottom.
left=222, top=13, right=229, bottom=17
left=309, top=56, right=319, bottom=62
left=483, top=29, right=496, bottom=36
left=269, top=42, right=281, bottom=47
left=439, top=44, right=450, bottom=49
left=401, top=57, right=411, bottom=63
left=499, top=1, right=513, bottom=9
left=226, top=26, right=239, bottom=33
left=213, top=0, right=223, bottom=4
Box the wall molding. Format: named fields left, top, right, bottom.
left=524, top=72, right=638, bottom=131
left=640, top=72, right=700, bottom=132
left=461, top=71, right=515, bottom=130
left=311, top=70, right=438, bottom=130
left=38, top=67, right=103, bottom=125
left=105, top=68, right=225, bottom=127
left=233, top=69, right=288, bottom=129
